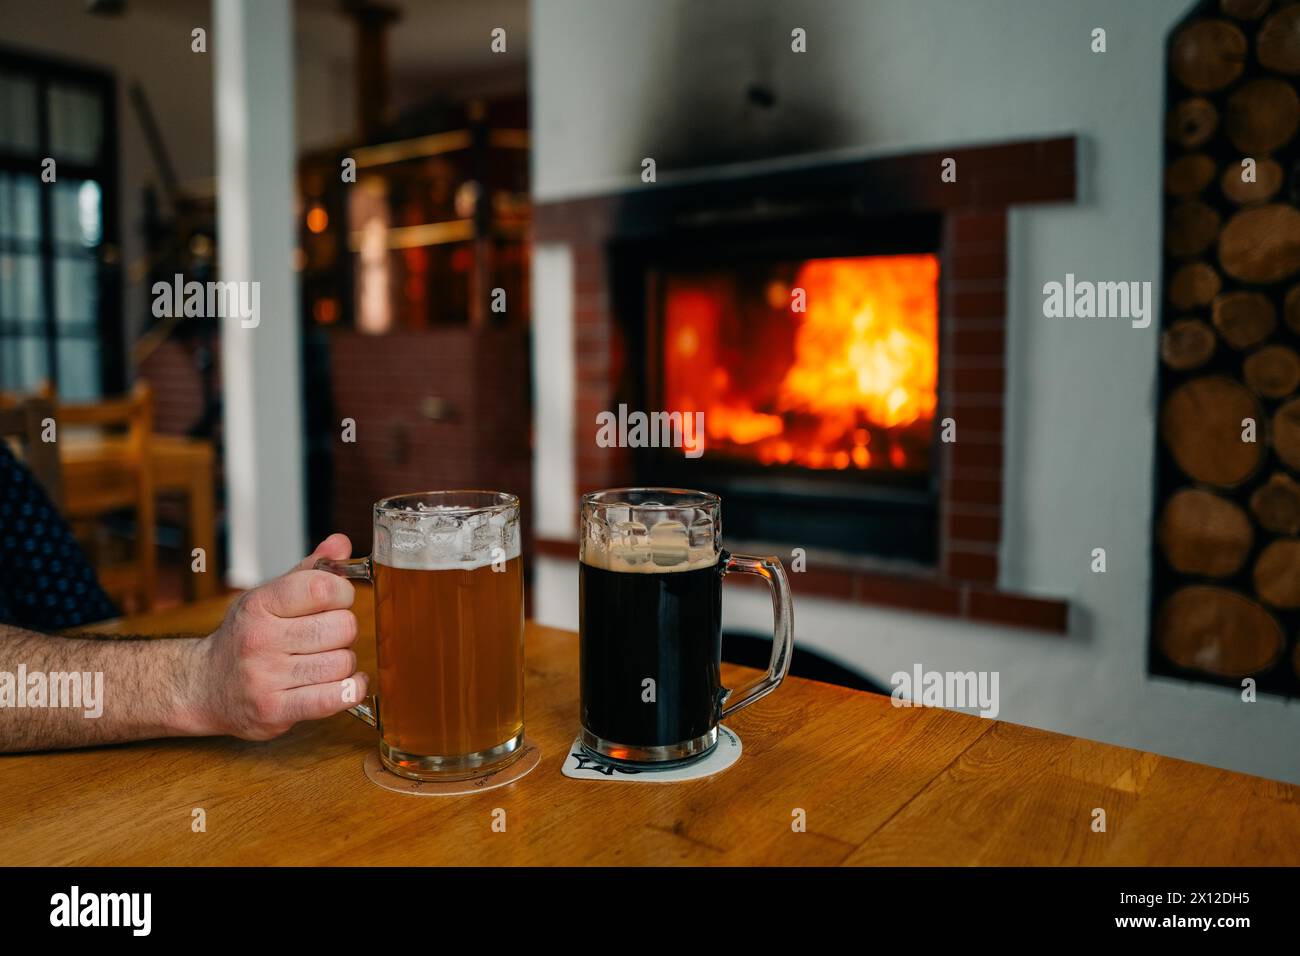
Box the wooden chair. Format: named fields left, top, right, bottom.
left=0, top=396, right=64, bottom=507
left=54, top=383, right=157, bottom=613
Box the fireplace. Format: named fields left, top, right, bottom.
left=537, top=136, right=1076, bottom=631
left=618, top=217, right=943, bottom=563
left=659, top=255, right=940, bottom=473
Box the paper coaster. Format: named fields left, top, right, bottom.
left=363, top=738, right=541, bottom=796
left=562, top=725, right=742, bottom=782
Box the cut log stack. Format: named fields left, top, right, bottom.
left=1157, top=0, right=1300, bottom=694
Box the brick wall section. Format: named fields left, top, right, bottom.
left=328, top=328, right=532, bottom=558
left=941, top=208, right=1007, bottom=585
left=572, top=242, right=634, bottom=496
left=535, top=137, right=1076, bottom=634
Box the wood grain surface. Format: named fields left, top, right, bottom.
left=1, top=589, right=1297, bottom=866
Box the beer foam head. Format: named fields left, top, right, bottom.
left=374, top=492, right=521, bottom=571
left=581, top=489, right=719, bottom=573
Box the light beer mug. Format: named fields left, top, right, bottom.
left=317, top=491, right=524, bottom=781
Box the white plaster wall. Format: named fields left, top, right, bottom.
left=529, top=0, right=1300, bottom=784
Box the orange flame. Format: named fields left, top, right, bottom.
left=664, top=255, right=939, bottom=471
left=780, top=256, right=938, bottom=427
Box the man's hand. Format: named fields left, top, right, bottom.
left=0, top=534, right=371, bottom=753
left=184, top=534, right=370, bottom=741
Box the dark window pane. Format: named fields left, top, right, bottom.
left=55, top=256, right=98, bottom=326
left=0, top=173, right=42, bottom=242
left=0, top=253, right=45, bottom=320
left=0, top=61, right=112, bottom=400
left=52, top=179, right=102, bottom=247
left=0, top=73, right=38, bottom=155
left=47, top=83, right=102, bottom=165
left=56, top=336, right=100, bottom=399
left=0, top=335, right=48, bottom=392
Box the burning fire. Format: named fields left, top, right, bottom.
left=664, top=255, right=939, bottom=471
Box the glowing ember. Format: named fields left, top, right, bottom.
left=663, top=254, right=939, bottom=472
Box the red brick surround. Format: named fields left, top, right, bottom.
left=535, top=137, right=1076, bottom=633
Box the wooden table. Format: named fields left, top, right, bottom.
left=1, top=589, right=1298, bottom=866
left=60, top=434, right=218, bottom=600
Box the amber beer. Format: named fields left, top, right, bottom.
left=316, top=490, right=526, bottom=782
left=373, top=557, right=524, bottom=763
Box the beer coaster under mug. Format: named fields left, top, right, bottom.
left=363, top=739, right=541, bottom=796
left=562, top=725, right=742, bottom=783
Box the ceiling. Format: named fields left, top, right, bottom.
left=301, top=0, right=528, bottom=92
left=119, top=0, right=529, bottom=100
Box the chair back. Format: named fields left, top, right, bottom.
left=54, top=382, right=156, bottom=611
left=0, top=396, right=63, bottom=508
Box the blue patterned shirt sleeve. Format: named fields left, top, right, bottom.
left=0, top=441, right=118, bottom=630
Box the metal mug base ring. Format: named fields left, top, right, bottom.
left=365, top=739, right=541, bottom=796
left=579, top=726, right=718, bottom=769
left=380, top=729, right=525, bottom=782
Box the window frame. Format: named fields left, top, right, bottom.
left=0, top=43, right=123, bottom=397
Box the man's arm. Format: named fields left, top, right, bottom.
left=0, top=535, right=369, bottom=753
left=0, top=626, right=208, bottom=750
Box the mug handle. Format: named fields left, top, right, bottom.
left=315, top=556, right=378, bottom=728
left=719, top=550, right=794, bottom=718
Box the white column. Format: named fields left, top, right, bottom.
left=213, top=0, right=304, bottom=586
left=532, top=243, right=576, bottom=542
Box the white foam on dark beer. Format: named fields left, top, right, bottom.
left=582, top=519, right=717, bottom=573
left=582, top=548, right=718, bottom=573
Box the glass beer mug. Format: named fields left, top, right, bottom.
left=317, top=491, right=524, bottom=781
left=579, top=487, right=794, bottom=766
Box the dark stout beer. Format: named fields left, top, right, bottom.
left=579, top=556, right=722, bottom=749
left=578, top=488, right=794, bottom=766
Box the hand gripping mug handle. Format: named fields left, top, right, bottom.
left=315, top=556, right=378, bottom=727
left=719, top=550, right=794, bottom=718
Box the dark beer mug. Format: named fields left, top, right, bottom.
left=579, top=488, right=794, bottom=766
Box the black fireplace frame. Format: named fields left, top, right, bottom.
left=608, top=194, right=944, bottom=564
